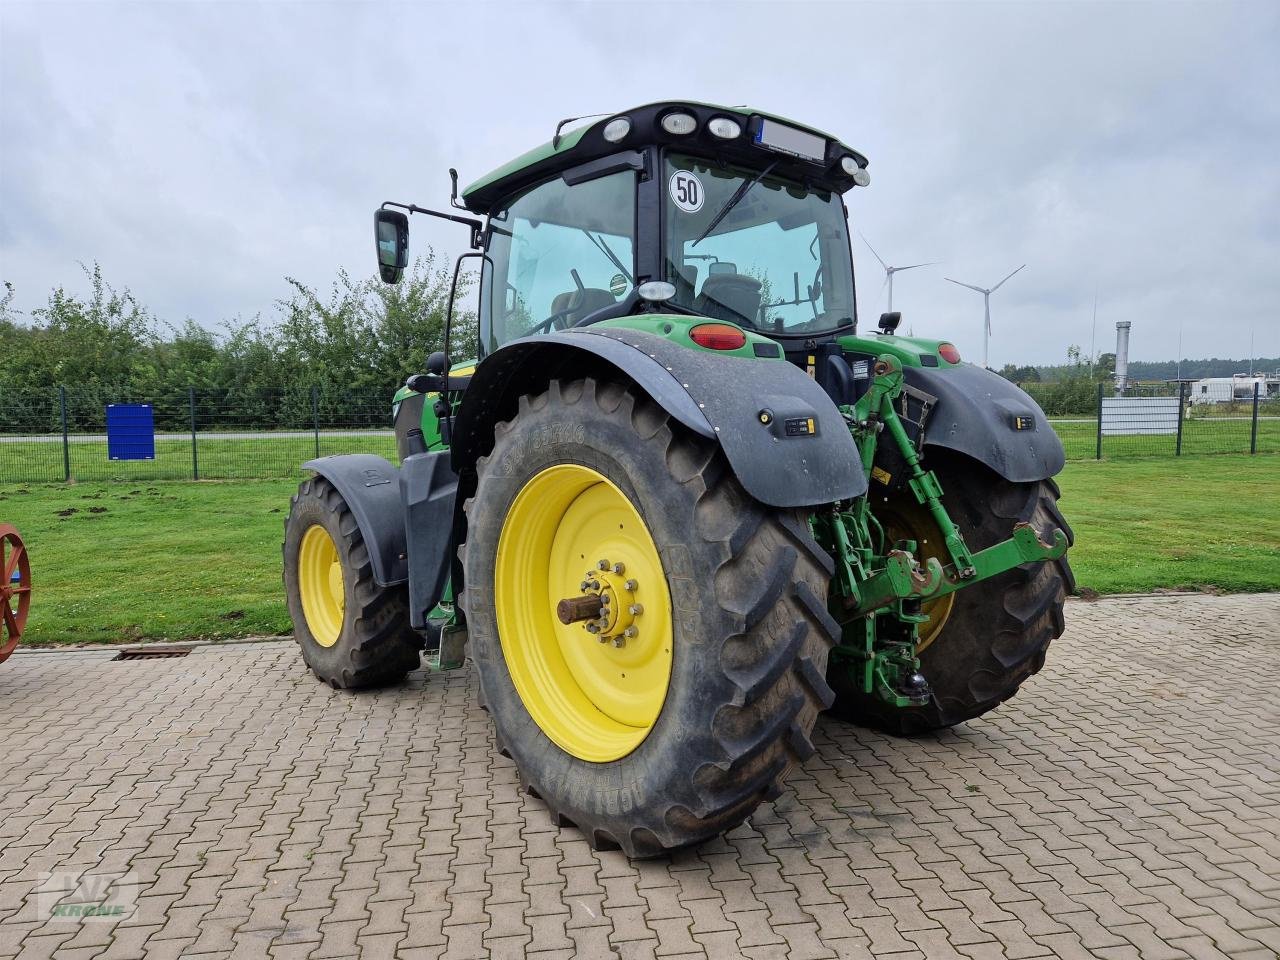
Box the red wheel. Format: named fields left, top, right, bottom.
left=0, top=524, right=31, bottom=664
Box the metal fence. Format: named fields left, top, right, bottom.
left=1, top=387, right=396, bottom=483
left=1, top=381, right=1276, bottom=484
left=1051, top=381, right=1279, bottom=461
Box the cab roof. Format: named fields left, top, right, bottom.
left=460, top=100, right=869, bottom=216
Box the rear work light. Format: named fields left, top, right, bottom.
left=938, top=343, right=961, bottom=364
left=689, top=323, right=747, bottom=351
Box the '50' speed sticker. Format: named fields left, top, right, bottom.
left=669, top=171, right=704, bottom=213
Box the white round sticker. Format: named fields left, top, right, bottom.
left=669, top=170, right=704, bottom=213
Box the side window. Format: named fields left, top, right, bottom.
left=481, top=171, right=636, bottom=354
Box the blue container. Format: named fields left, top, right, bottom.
left=106, top=404, right=156, bottom=461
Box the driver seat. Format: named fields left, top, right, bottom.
left=696, top=264, right=761, bottom=327
left=549, top=288, right=616, bottom=326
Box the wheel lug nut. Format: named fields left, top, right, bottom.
left=612, top=562, right=625, bottom=574
left=598, top=633, right=610, bottom=643
left=623, top=625, right=638, bottom=639
left=597, top=559, right=610, bottom=571
left=580, top=580, right=590, bottom=591
left=586, top=623, right=599, bottom=634
left=628, top=603, right=643, bottom=615
left=624, top=579, right=637, bottom=591
left=613, top=636, right=626, bottom=648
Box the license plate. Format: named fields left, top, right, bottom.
left=755, top=118, right=827, bottom=162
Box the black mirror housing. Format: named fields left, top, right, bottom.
left=374, top=209, right=409, bottom=284
left=426, top=351, right=448, bottom=375
left=878, top=311, right=902, bottom=333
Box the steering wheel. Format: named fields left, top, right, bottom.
left=529, top=307, right=575, bottom=334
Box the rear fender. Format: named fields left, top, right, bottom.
left=904, top=364, right=1065, bottom=482
left=451, top=328, right=867, bottom=509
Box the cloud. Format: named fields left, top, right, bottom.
left=2, top=0, right=1277, bottom=366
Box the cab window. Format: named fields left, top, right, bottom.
left=480, top=171, right=636, bottom=355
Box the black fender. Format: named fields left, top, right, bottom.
left=904, top=364, right=1065, bottom=483
left=303, top=454, right=407, bottom=585
left=304, top=453, right=457, bottom=627
left=452, top=327, right=866, bottom=508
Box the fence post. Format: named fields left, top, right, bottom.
left=1251, top=381, right=1260, bottom=455
left=1095, top=382, right=1103, bottom=461
left=189, top=387, right=200, bottom=480
left=312, top=386, right=320, bottom=460
left=1175, top=381, right=1185, bottom=456
left=59, top=385, right=70, bottom=482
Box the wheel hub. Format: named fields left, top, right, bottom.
left=562, top=560, right=644, bottom=647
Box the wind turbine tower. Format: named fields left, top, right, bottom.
left=860, top=234, right=937, bottom=313
left=944, top=265, right=1026, bottom=369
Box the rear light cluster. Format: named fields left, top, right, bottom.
left=938, top=343, right=962, bottom=364
left=689, top=323, right=747, bottom=351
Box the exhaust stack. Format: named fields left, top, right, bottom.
left=1114, top=321, right=1131, bottom=396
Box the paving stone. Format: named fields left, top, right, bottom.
left=1, top=594, right=1278, bottom=959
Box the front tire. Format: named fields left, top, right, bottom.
left=462, top=379, right=838, bottom=857
left=283, top=476, right=421, bottom=689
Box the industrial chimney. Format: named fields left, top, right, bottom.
left=1114, top=321, right=1131, bottom=396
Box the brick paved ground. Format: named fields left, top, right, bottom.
left=1, top=593, right=1278, bottom=959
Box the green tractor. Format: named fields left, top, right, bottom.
left=283, top=101, right=1073, bottom=857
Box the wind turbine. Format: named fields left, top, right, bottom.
left=944, top=265, right=1026, bottom=369
left=860, top=234, right=937, bottom=313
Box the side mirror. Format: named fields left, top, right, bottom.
left=426, top=351, right=448, bottom=375
left=878, top=311, right=902, bottom=333
left=374, top=209, right=409, bottom=284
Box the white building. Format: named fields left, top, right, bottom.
left=1187, top=373, right=1280, bottom=405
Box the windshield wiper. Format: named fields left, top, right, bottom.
left=691, top=160, right=779, bottom=248
left=582, top=229, right=633, bottom=284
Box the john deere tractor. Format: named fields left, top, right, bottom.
left=284, top=102, right=1073, bottom=857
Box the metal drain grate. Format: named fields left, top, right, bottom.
left=112, top=646, right=193, bottom=661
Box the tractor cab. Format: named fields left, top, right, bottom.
left=375, top=102, right=870, bottom=364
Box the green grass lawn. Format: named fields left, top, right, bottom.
left=3, top=455, right=1277, bottom=645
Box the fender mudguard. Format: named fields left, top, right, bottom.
left=303, top=454, right=407, bottom=586
left=303, top=453, right=457, bottom=626
left=904, top=364, right=1065, bottom=483
left=452, top=327, right=866, bottom=508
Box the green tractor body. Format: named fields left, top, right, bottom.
left=284, top=101, right=1073, bottom=856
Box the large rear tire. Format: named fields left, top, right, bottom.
left=461, top=378, right=838, bottom=857
left=831, top=453, right=1075, bottom=735
left=283, top=476, right=421, bottom=689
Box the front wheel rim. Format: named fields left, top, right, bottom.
left=298, top=524, right=344, bottom=648
left=495, top=464, right=673, bottom=763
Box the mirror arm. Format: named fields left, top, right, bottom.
left=381, top=200, right=483, bottom=249
left=448, top=169, right=467, bottom=211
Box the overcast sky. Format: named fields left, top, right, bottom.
left=2, top=0, right=1277, bottom=368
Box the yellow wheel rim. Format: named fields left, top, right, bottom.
left=299, top=524, right=344, bottom=648
left=495, top=464, right=673, bottom=763
left=877, top=497, right=955, bottom=654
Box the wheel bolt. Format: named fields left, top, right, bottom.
left=623, top=625, right=638, bottom=639
left=613, top=636, right=626, bottom=648
left=612, top=562, right=625, bottom=574
left=598, top=633, right=610, bottom=643
left=580, top=580, right=590, bottom=591
left=586, top=623, right=599, bottom=634
left=628, top=603, right=643, bottom=615
left=624, top=579, right=637, bottom=591
left=597, top=559, right=610, bottom=571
